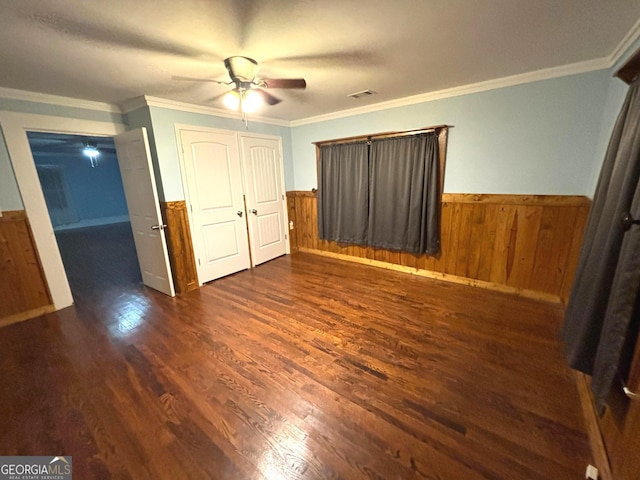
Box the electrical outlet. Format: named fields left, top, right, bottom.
left=585, top=464, right=598, bottom=480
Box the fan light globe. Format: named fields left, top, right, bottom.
left=82, top=143, right=100, bottom=168
left=242, top=89, right=263, bottom=113
left=223, top=90, right=241, bottom=110
left=82, top=146, right=99, bottom=159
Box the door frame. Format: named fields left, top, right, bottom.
left=1, top=111, right=126, bottom=309
left=174, top=125, right=290, bottom=285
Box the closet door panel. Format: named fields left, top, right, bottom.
left=240, top=134, right=288, bottom=266
left=179, top=129, right=250, bottom=283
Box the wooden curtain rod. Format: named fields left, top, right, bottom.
left=615, top=45, right=640, bottom=85
left=313, top=125, right=450, bottom=147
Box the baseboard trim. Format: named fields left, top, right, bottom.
left=574, top=371, right=613, bottom=480
left=298, top=247, right=562, bottom=304
left=0, top=305, right=56, bottom=329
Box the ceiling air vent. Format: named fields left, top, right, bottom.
left=347, top=89, right=376, bottom=99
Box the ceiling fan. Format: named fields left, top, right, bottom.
left=28, top=134, right=115, bottom=154
left=27, top=133, right=117, bottom=167
left=175, top=56, right=306, bottom=112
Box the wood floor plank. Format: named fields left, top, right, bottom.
left=0, top=230, right=592, bottom=479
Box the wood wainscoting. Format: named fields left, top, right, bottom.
left=287, top=191, right=590, bottom=303
left=0, top=210, right=53, bottom=327
left=161, top=201, right=199, bottom=294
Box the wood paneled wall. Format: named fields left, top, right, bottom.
left=0, top=211, right=53, bottom=326
left=287, top=191, right=590, bottom=302
left=161, top=201, right=199, bottom=294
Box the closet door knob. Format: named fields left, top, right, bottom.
left=251, top=209, right=258, bottom=215
left=237, top=210, right=243, bottom=217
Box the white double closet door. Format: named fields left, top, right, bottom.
left=178, top=127, right=288, bottom=284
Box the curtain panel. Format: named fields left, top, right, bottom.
left=317, top=131, right=440, bottom=255
left=317, top=141, right=369, bottom=244
left=369, top=133, right=440, bottom=254
left=562, top=78, right=640, bottom=412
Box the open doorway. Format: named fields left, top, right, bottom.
left=27, top=132, right=142, bottom=301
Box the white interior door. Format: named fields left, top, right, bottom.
left=240, top=134, right=288, bottom=266
left=114, top=128, right=175, bottom=296
left=179, top=128, right=251, bottom=283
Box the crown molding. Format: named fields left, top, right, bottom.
left=290, top=57, right=609, bottom=127
left=122, top=95, right=291, bottom=127
left=120, top=95, right=148, bottom=114
left=0, top=86, right=122, bottom=114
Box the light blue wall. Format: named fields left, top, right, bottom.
left=32, top=150, right=129, bottom=222
left=0, top=126, right=23, bottom=211
left=137, top=106, right=293, bottom=201
left=291, top=69, right=615, bottom=196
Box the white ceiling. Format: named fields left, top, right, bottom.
left=1, top=0, right=639, bottom=122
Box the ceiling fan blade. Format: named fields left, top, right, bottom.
left=172, top=75, right=229, bottom=85
left=256, top=89, right=282, bottom=106
left=30, top=143, right=72, bottom=153
left=270, top=50, right=380, bottom=68
left=261, top=78, right=306, bottom=89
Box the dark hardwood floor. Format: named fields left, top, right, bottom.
left=0, top=249, right=592, bottom=479
left=54, top=222, right=142, bottom=299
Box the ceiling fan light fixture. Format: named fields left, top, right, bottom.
left=82, top=141, right=100, bottom=167
left=223, top=89, right=241, bottom=110
left=176, top=56, right=305, bottom=119
left=224, top=56, right=259, bottom=83
left=242, top=89, right=263, bottom=113
left=222, top=88, right=263, bottom=114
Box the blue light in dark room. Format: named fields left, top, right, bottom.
left=82, top=141, right=100, bottom=167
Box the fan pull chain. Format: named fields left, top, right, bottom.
left=239, top=95, right=250, bottom=129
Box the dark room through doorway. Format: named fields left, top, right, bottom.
left=27, top=131, right=142, bottom=301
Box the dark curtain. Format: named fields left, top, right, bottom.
left=368, top=133, right=440, bottom=254
left=317, top=141, right=369, bottom=244
left=562, top=78, right=640, bottom=412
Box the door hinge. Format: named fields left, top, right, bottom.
left=190, top=204, right=193, bottom=212
left=282, top=194, right=285, bottom=200
left=285, top=234, right=288, bottom=240
left=198, top=258, right=201, bottom=266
